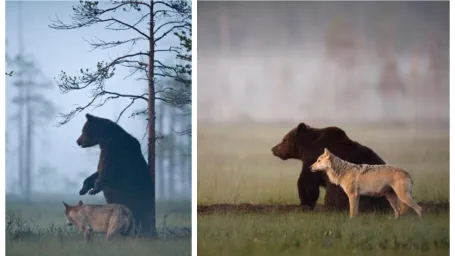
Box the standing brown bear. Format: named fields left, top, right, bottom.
left=77, top=113, right=155, bottom=236
left=271, top=122, right=390, bottom=212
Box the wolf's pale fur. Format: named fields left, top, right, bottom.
left=63, top=200, right=135, bottom=241
left=310, top=148, right=422, bottom=219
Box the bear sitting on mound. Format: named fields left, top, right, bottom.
left=272, top=122, right=390, bottom=212
left=76, top=113, right=155, bottom=236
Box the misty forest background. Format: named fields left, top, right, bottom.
left=198, top=1, right=448, bottom=125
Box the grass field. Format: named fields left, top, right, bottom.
left=197, top=122, right=449, bottom=255
left=6, top=197, right=191, bottom=256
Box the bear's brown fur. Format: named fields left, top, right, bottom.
left=271, top=122, right=390, bottom=212
left=77, top=114, right=155, bottom=236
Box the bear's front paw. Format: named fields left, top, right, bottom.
left=88, top=188, right=102, bottom=195
left=92, top=180, right=104, bottom=191
left=79, top=186, right=90, bottom=196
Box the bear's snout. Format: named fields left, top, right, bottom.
left=77, top=135, right=87, bottom=147
left=271, top=145, right=278, bottom=155
left=271, top=144, right=286, bottom=160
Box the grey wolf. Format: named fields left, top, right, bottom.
left=63, top=200, right=135, bottom=241
left=309, top=148, right=422, bottom=219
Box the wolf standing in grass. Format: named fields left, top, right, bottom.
left=310, top=148, right=422, bottom=219
left=63, top=200, right=135, bottom=242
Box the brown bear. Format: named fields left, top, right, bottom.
left=271, top=122, right=391, bottom=212
left=76, top=113, right=155, bottom=236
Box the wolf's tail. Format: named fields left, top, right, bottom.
left=120, top=208, right=136, bottom=237
left=398, top=172, right=414, bottom=214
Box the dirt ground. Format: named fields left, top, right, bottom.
left=198, top=201, right=449, bottom=215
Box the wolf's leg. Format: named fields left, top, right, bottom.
left=354, top=195, right=360, bottom=216
left=396, top=192, right=422, bottom=219
left=84, top=227, right=93, bottom=243
left=385, top=192, right=401, bottom=219
left=348, top=194, right=359, bottom=218
left=105, top=232, right=113, bottom=241
left=105, top=218, right=121, bottom=241
left=80, top=172, right=98, bottom=196
left=394, top=183, right=422, bottom=219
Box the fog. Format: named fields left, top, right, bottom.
left=197, top=1, right=449, bottom=124
left=5, top=1, right=190, bottom=200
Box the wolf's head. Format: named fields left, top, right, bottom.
left=62, top=201, right=83, bottom=226
left=310, top=148, right=332, bottom=172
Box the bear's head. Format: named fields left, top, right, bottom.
left=76, top=114, right=111, bottom=148
left=272, top=123, right=311, bottom=160
left=271, top=122, right=346, bottom=161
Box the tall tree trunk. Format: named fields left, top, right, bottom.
left=18, top=89, right=24, bottom=197
left=177, top=116, right=183, bottom=197
left=164, top=142, right=169, bottom=200
left=147, top=0, right=157, bottom=237
left=25, top=81, right=32, bottom=203
left=17, top=1, right=25, bottom=199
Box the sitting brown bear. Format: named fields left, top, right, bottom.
left=76, top=113, right=155, bottom=236
left=271, top=122, right=390, bottom=212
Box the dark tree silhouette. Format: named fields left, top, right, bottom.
left=49, top=0, right=191, bottom=237
left=49, top=1, right=191, bottom=125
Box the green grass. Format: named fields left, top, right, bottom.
left=197, top=122, right=449, bottom=255
left=6, top=199, right=191, bottom=256
left=198, top=212, right=449, bottom=256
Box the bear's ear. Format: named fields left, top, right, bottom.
left=86, top=113, right=95, bottom=121
left=78, top=200, right=83, bottom=206
left=296, top=123, right=308, bottom=136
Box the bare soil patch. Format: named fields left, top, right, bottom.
left=197, top=201, right=449, bottom=215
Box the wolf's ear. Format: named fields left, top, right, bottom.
left=86, top=113, right=95, bottom=121
left=78, top=200, right=83, bottom=206
left=296, top=123, right=309, bottom=136
left=62, top=201, right=70, bottom=210
left=324, top=148, right=329, bottom=154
